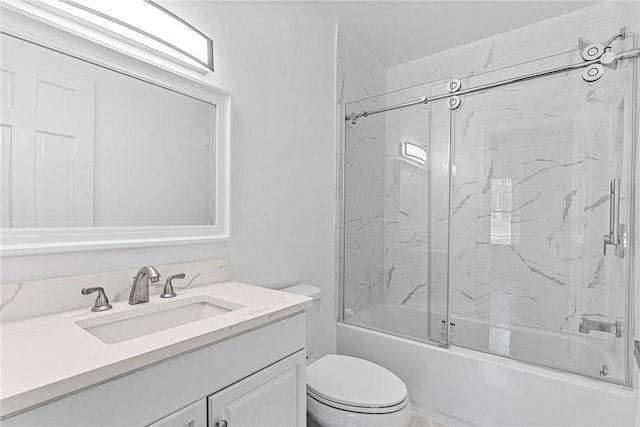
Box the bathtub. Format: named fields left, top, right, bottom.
left=338, top=302, right=638, bottom=426
left=349, top=302, right=625, bottom=382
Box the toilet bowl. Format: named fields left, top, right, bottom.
left=306, top=354, right=412, bottom=427
left=282, top=285, right=412, bottom=427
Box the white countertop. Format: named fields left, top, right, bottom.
left=0, top=281, right=311, bottom=417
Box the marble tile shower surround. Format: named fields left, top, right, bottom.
left=337, top=27, right=387, bottom=317
left=339, top=0, right=639, bottom=344
left=0, top=258, right=230, bottom=323
left=343, top=84, right=452, bottom=329
left=381, top=83, right=451, bottom=319
left=345, top=59, right=634, bottom=335
left=386, top=2, right=640, bottom=93
left=343, top=102, right=387, bottom=316
left=447, top=54, right=634, bottom=332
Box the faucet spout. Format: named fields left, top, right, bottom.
left=578, top=316, right=622, bottom=338
left=129, top=265, right=161, bottom=305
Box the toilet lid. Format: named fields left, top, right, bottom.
left=306, top=355, right=408, bottom=410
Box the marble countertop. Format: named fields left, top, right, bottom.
left=0, top=281, right=311, bottom=417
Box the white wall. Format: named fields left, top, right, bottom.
left=169, top=1, right=337, bottom=285
left=1, top=2, right=339, bottom=357
left=164, top=1, right=337, bottom=357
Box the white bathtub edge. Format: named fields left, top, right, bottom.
left=337, top=322, right=637, bottom=427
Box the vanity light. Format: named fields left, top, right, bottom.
left=401, top=141, right=428, bottom=166
left=37, top=0, right=214, bottom=72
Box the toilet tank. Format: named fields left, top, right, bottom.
left=281, top=284, right=321, bottom=359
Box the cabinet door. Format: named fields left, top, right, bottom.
left=208, top=351, right=306, bottom=427
left=147, top=399, right=206, bottom=427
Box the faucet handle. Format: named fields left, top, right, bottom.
left=81, top=287, right=113, bottom=312
left=160, top=273, right=185, bottom=299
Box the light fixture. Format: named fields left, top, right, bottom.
left=37, top=0, right=214, bottom=72
left=401, top=141, right=428, bottom=166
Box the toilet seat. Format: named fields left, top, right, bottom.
left=306, top=354, right=409, bottom=415
left=307, top=388, right=409, bottom=414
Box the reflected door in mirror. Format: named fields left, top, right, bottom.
left=1, top=40, right=95, bottom=227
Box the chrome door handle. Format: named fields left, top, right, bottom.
left=613, top=178, right=620, bottom=249
left=603, top=179, right=616, bottom=252
left=603, top=178, right=624, bottom=258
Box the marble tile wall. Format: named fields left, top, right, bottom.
left=387, top=2, right=639, bottom=92
left=337, top=27, right=387, bottom=318
left=339, top=0, right=640, bottom=350
left=386, top=1, right=640, bottom=340
left=380, top=82, right=450, bottom=321
left=0, top=258, right=230, bottom=323
left=449, top=61, right=633, bottom=332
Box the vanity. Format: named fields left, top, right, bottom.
left=1, top=280, right=311, bottom=426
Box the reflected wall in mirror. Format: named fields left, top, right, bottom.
left=1, top=34, right=216, bottom=228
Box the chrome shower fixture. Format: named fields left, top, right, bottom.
left=579, top=26, right=627, bottom=61
left=580, top=26, right=629, bottom=81
left=346, top=28, right=639, bottom=123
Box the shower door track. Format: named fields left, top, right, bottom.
left=345, top=47, right=640, bottom=123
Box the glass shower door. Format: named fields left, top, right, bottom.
left=447, top=48, right=635, bottom=384
left=342, top=80, right=451, bottom=345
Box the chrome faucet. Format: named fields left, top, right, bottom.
left=81, top=287, right=113, bottom=312
left=160, top=273, right=185, bottom=299
left=129, top=265, right=161, bottom=305
left=578, top=316, right=622, bottom=338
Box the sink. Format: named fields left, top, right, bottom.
left=75, top=296, right=243, bottom=344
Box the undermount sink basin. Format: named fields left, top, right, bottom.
left=75, top=296, right=243, bottom=344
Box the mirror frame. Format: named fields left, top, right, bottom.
left=0, top=2, right=231, bottom=256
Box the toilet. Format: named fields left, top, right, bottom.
left=282, top=284, right=413, bottom=427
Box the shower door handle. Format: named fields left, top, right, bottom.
left=603, top=179, right=617, bottom=249
left=603, top=178, right=624, bottom=258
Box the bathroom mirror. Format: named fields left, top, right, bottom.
left=0, top=6, right=230, bottom=255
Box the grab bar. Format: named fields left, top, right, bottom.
left=603, top=178, right=625, bottom=258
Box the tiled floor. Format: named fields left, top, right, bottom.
left=412, top=413, right=448, bottom=427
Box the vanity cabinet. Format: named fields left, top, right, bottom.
left=208, top=350, right=305, bottom=426
left=3, top=314, right=306, bottom=426
left=150, top=351, right=306, bottom=427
